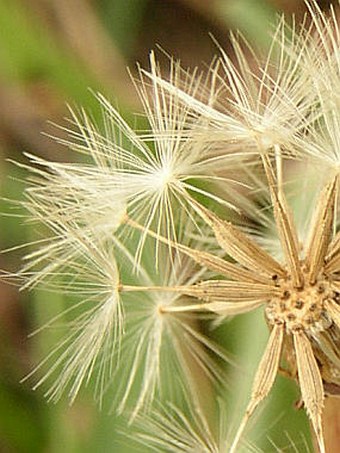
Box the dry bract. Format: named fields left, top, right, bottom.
left=123, top=159, right=340, bottom=453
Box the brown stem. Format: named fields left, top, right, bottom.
left=323, top=396, right=340, bottom=453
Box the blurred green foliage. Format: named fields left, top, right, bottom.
left=99, top=0, right=148, bottom=57
left=0, top=1, right=100, bottom=106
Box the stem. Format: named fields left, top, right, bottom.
left=274, top=143, right=283, bottom=196
left=120, top=284, right=181, bottom=293
left=119, top=284, right=206, bottom=312
left=322, top=396, right=340, bottom=453
left=160, top=304, right=206, bottom=313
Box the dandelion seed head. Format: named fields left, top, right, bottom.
left=152, top=160, right=176, bottom=189
left=265, top=269, right=333, bottom=335
left=114, top=242, right=231, bottom=418
left=251, top=127, right=278, bottom=151
left=11, top=4, right=340, bottom=451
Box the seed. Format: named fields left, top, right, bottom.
left=317, top=284, right=325, bottom=294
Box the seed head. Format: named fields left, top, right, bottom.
left=12, top=2, right=340, bottom=452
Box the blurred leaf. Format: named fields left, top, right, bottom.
left=0, top=379, right=48, bottom=453
left=0, top=0, right=102, bottom=108
left=0, top=323, right=49, bottom=453
left=0, top=162, right=27, bottom=250
left=98, top=0, right=149, bottom=58
left=217, top=0, right=276, bottom=49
